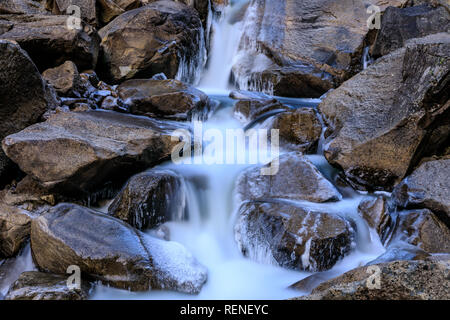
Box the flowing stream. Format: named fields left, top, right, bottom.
left=91, top=1, right=385, bottom=299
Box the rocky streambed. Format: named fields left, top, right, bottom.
left=0, top=0, right=449, bottom=300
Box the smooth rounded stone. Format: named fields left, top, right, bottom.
left=319, top=33, right=450, bottom=191
left=2, top=110, right=186, bottom=198
left=108, top=169, right=185, bottom=230
left=236, top=152, right=342, bottom=203
left=31, top=203, right=208, bottom=293
left=98, top=1, right=204, bottom=83
left=0, top=203, right=33, bottom=258
left=392, top=158, right=450, bottom=226
left=233, top=98, right=289, bottom=124
left=357, top=196, right=392, bottom=242
left=0, top=0, right=47, bottom=14
left=295, top=259, right=450, bottom=300
left=97, top=0, right=142, bottom=24
left=4, top=271, right=91, bottom=300
left=232, top=0, right=408, bottom=97
left=0, top=40, right=55, bottom=187
left=0, top=14, right=100, bottom=71
left=371, top=3, right=450, bottom=58
left=45, top=0, right=98, bottom=27
left=262, top=108, right=322, bottom=154
left=42, top=61, right=86, bottom=98
left=234, top=201, right=354, bottom=272
left=118, top=79, right=211, bottom=121
left=386, top=209, right=450, bottom=254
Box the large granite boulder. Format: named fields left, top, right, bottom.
left=235, top=201, right=354, bottom=272
left=31, top=203, right=208, bottom=293
left=0, top=14, right=100, bottom=71
left=0, top=40, right=57, bottom=187
left=392, top=158, right=450, bottom=226
left=98, top=1, right=205, bottom=83
left=232, top=0, right=408, bottom=97
left=236, top=152, right=342, bottom=203
left=319, top=33, right=450, bottom=191
left=118, top=79, right=211, bottom=121
left=296, top=259, right=450, bottom=300
left=5, top=271, right=91, bottom=300
left=2, top=111, right=186, bottom=199
left=371, top=3, right=450, bottom=57
left=108, top=169, right=186, bottom=230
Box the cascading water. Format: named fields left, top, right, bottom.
left=90, top=0, right=386, bottom=299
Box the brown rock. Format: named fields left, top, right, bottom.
left=42, top=61, right=85, bottom=97
left=2, top=110, right=186, bottom=199
left=0, top=203, right=33, bottom=258
left=357, top=196, right=392, bottom=242
left=97, top=0, right=142, bottom=24
left=0, top=0, right=47, bottom=14
left=118, top=79, right=211, bottom=121
left=108, top=169, right=185, bottom=230
left=45, top=0, right=98, bottom=27
left=0, top=14, right=100, bottom=71
left=319, top=33, right=450, bottom=190
left=31, top=203, right=208, bottom=293
left=235, top=201, right=354, bottom=272
left=295, top=259, right=450, bottom=300
left=98, top=1, right=204, bottom=83
left=5, top=271, right=91, bottom=300
left=236, top=152, right=342, bottom=203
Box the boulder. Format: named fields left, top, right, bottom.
left=0, top=14, right=100, bottom=71
left=5, top=271, right=91, bottom=300
left=45, top=0, right=98, bottom=27
left=392, top=158, right=450, bottom=226
left=386, top=209, right=450, bottom=254
left=31, top=203, right=207, bottom=293
left=262, top=108, right=322, bottom=153
left=296, top=259, right=450, bottom=300
left=108, top=169, right=185, bottom=230
left=319, top=33, right=450, bottom=191
left=42, top=61, right=87, bottom=98
left=0, top=0, right=47, bottom=14
left=233, top=98, right=289, bottom=124
left=357, top=196, right=392, bottom=242
left=97, top=0, right=142, bottom=25
left=0, top=204, right=33, bottom=258
left=371, top=3, right=450, bottom=57
left=98, top=1, right=205, bottom=83
left=118, top=79, right=211, bottom=121
left=234, top=201, right=354, bottom=272
left=236, top=152, right=342, bottom=203
left=2, top=110, right=186, bottom=199
left=232, top=0, right=409, bottom=97
left=0, top=40, right=56, bottom=187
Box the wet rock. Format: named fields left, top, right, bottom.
left=98, top=1, right=204, bottom=83
left=233, top=98, right=289, bottom=124
left=232, top=0, right=409, bottom=97
left=97, top=0, right=142, bottom=24
left=0, top=14, right=100, bottom=71
left=296, top=259, right=450, bottom=300
left=0, top=40, right=55, bottom=186
left=236, top=152, right=342, bottom=203
left=319, top=33, right=450, bottom=191
left=392, top=158, right=450, bottom=226
left=2, top=110, right=186, bottom=199
left=31, top=203, right=208, bottom=293
left=289, top=270, right=339, bottom=293
left=0, top=203, right=33, bottom=258
left=42, top=61, right=86, bottom=98
left=235, top=201, right=354, bottom=272
left=262, top=108, right=322, bottom=153
left=366, top=242, right=431, bottom=265
left=387, top=209, right=450, bottom=254
left=118, top=79, right=211, bottom=121
left=371, top=3, right=450, bottom=58
left=0, top=0, right=47, bottom=14
left=100, top=96, right=128, bottom=112
left=108, top=169, right=185, bottom=230
left=357, top=196, right=392, bottom=242
left=5, top=271, right=91, bottom=300
left=45, top=0, right=98, bottom=27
